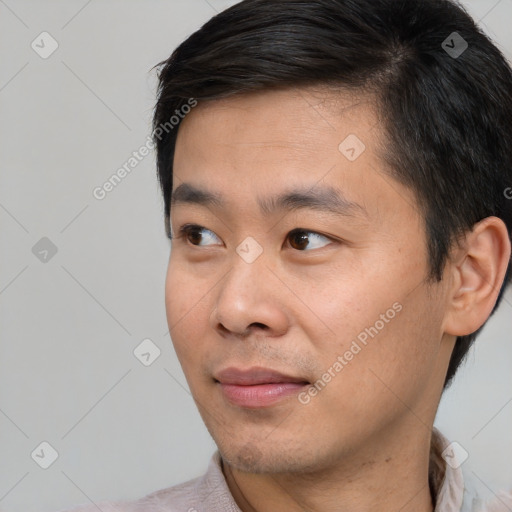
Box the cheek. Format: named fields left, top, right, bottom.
left=166, top=258, right=204, bottom=326
left=304, top=259, right=442, bottom=390
left=319, top=289, right=443, bottom=416
left=165, top=259, right=211, bottom=362
left=296, top=267, right=391, bottom=355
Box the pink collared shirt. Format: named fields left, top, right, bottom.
left=61, top=436, right=512, bottom=512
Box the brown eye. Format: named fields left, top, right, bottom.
left=186, top=227, right=203, bottom=245
left=287, top=229, right=332, bottom=251
left=288, top=230, right=310, bottom=250
left=175, top=224, right=221, bottom=247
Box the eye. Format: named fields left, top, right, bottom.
left=172, top=224, right=222, bottom=247
left=171, top=225, right=334, bottom=251
left=286, top=229, right=333, bottom=251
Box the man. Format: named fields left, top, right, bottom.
left=65, top=0, right=512, bottom=510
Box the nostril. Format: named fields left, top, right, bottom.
left=249, top=322, right=268, bottom=330
left=215, top=321, right=271, bottom=338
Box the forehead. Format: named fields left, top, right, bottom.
left=175, top=87, right=380, bottom=163
left=171, top=86, right=418, bottom=227
left=173, top=87, right=382, bottom=183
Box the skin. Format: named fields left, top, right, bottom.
left=165, top=87, right=511, bottom=512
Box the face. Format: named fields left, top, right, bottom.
left=165, top=87, right=453, bottom=475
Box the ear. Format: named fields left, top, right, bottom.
left=443, top=216, right=511, bottom=337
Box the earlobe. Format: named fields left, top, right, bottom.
left=443, top=216, right=511, bottom=337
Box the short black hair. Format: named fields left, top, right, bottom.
left=152, top=0, right=512, bottom=388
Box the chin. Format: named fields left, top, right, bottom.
left=216, top=435, right=326, bottom=475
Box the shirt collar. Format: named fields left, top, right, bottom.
left=200, top=430, right=467, bottom=512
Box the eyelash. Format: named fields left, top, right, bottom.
left=169, top=223, right=336, bottom=251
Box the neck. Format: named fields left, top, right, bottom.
left=222, top=426, right=439, bottom=512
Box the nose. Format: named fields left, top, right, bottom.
left=210, top=255, right=290, bottom=339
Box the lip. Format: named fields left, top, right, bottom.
left=214, top=366, right=310, bottom=408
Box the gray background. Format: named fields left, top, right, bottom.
left=0, top=1, right=511, bottom=510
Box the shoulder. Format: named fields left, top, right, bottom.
left=57, top=452, right=226, bottom=512
left=57, top=475, right=203, bottom=512
left=491, top=494, right=512, bottom=511
left=470, top=490, right=512, bottom=512
left=457, top=458, right=512, bottom=511
left=432, top=429, right=512, bottom=512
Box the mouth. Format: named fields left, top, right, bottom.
left=214, top=366, right=310, bottom=408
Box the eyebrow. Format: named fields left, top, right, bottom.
left=170, top=182, right=368, bottom=219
